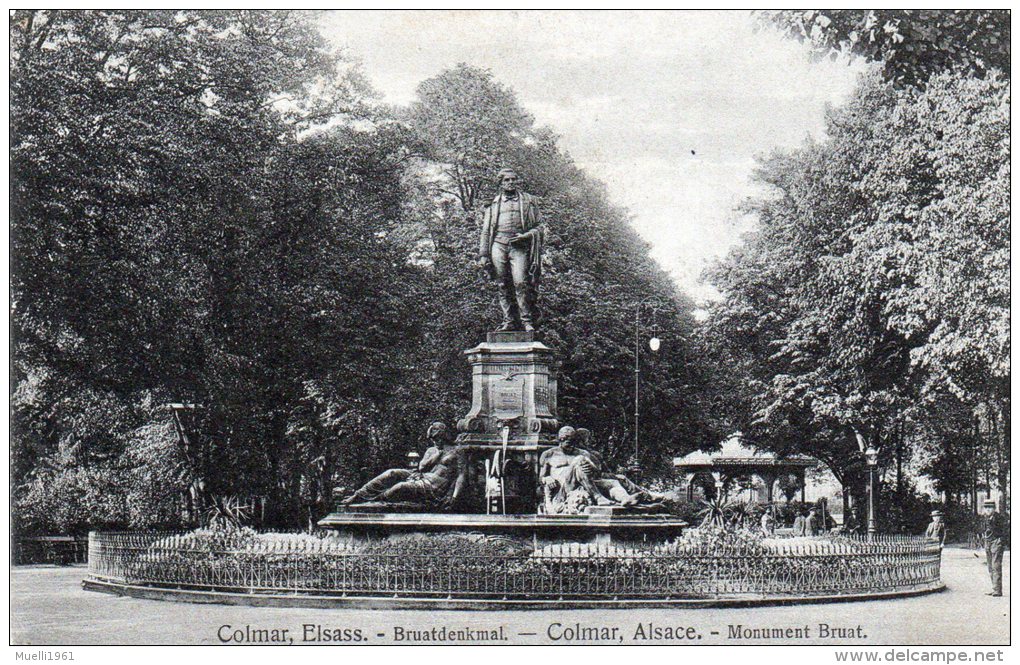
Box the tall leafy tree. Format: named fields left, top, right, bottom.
left=10, top=10, right=412, bottom=530
left=760, top=10, right=1010, bottom=87
left=408, top=63, right=539, bottom=211
left=707, top=70, right=1009, bottom=522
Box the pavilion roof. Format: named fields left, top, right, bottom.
left=672, top=437, right=815, bottom=470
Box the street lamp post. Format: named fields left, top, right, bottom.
left=633, top=300, right=661, bottom=461
left=865, top=446, right=879, bottom=538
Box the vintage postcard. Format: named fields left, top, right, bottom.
left=8, top=8, right=1010, bottom=657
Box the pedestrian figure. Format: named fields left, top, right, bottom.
left=792, top=509, right=807, bottom=536
left=982, top=499, right=1008, bottom=597
left=805, top=507, right=818, bottom=537
left=925, top=509, right=946, bottom=547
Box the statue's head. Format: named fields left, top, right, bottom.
left=497, top=168, right=520, bottom=194
left=426, top=421, right=448, bottom=443
left=575, top=428, right=591, bottom=447
left=557, top=425, right=576, bottom=448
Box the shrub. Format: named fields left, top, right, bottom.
left=882, top=486, right=934, bottom=535
left=16, top=465, right=129, bottom=535
left=672, top=525, right=766, bottom=553
left=149, top=524, right=260, bottom=552
left=771, top=501, right=813, bottom=527
left=666, top=501, right=706, bottom=524
left=360, top=532, right=531, bottom=558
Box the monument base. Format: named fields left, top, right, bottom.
left=317, top=510, right=688, bottom=546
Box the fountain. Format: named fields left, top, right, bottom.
left=317, top=330, right=688, bottom=544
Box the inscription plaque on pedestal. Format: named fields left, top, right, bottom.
left=493, top=380, right=525, bottom=418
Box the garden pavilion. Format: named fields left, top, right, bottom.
left=673, top=437, right=816, bottom=503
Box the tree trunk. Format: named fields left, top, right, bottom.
left=973, top=414, right=981, bottom=512
left=895, top=428, right=903, bottom=495
left=842, top=484, right=851, bottom=527
left=998, top=401, right=1010, bottom=510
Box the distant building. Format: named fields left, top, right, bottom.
left=673, top=436, right=816, bottom=504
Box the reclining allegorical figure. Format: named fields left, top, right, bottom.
left=341, top=422, right=466, bottom=511
left=538, top=426, right=664, bottom=514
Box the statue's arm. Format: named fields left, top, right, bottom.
left=439, top=449, right=467, bottom=509
left=538, top=449, right=553, bottom=479
left=576, top=449, right=598, bottom=473
left=532, top=200, right=545, bottom=238
left=418, top=446, right=440, bottom=472
left=516, top=197, right=544, bottom=241
left=478, top=205, right=492, bottom=259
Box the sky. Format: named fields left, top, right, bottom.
left=320, top=10, right=867, bottom=303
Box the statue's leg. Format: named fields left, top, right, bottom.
left=508, top=244, right=533, bottom=328
left=343, top=469, right=411, bottom=503
left=492, top=242, right=521, bottom=329
left=614, top=474, right=663, bottom=501
left=595, top=479, right=638, bottom=506
left=377, top=478, right=427, bottom=503
left=566, top=460, right=612, bottom=505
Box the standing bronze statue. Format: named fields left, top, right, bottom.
left=478, top=168, right=544, bottom=332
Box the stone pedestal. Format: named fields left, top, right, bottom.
left=454, top=331, right=560, bottom=514
left=456, top=331, right=559, bottom=446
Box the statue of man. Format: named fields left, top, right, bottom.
left=540, top=427, right=665, bottom=513
left=477, top=168, right=544, bottom=332
left=342, top=422, right=466, bottom=510
left=539, top=426, right=612, bottom=513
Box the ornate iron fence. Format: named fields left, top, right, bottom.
left=87, top=531, right=941, bottom=600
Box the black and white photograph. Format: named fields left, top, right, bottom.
left=8, top=8, right=1011, bottom=654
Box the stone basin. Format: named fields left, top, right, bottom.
left=317, top=509, right=688, bottom=546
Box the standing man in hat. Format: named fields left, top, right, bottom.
left=982, top=499, right=1008, bottom=596
left=477, top=168, right=544, bottom=332
left=925, top=510, right=946, bottom=546
left=805, top=507, right=819, bottom=536
left=792, top=509, right=807, bottom=537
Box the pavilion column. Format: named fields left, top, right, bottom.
left=684, top=472, right=696, bottom=502
left=800, top=468, right=807, bottom=503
